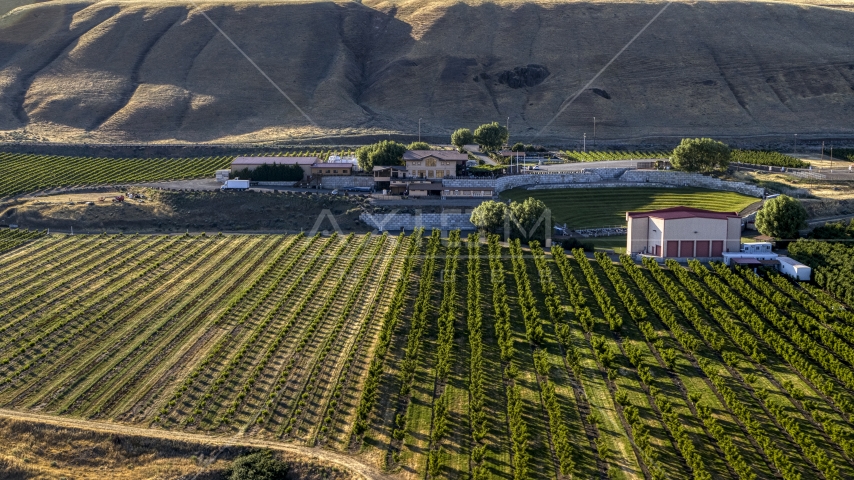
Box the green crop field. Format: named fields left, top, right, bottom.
left=0, top=150, right=357, bottom=199
left=500, top=187, right=759, bottom=229
left=1, top=231, right=853, bottom=480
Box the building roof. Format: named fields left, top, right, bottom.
left=312, top=162, right=352, bottom=169
left=499, top=150, right=526, bottom=157
left=373, top=165, right=407, bottom=171
left=778, top=256, right=807, bottom=267
left=444, top=187, right=495, bottom=192
left=626, top=206, right=739, bottom=221
left=732, top=257, right=762, bottom=265
left=231, top=156, right=317, bottom=166
left=408, top=181, right=444, bottom=191
left=403, top=150, right=468, bottom=161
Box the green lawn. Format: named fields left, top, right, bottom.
left=500, top=187, right=758, bottom=229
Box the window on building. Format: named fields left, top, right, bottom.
left=435, top=170, right=444, bottom=178
left=425, top=158, right=437, bottom=167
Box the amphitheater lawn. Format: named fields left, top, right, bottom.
left=500, top=187, right=759, bottom=229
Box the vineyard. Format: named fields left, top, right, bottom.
left=0, top=150, right=356, bottom=199
left=562, top=149, right=816, bottom=169
left=0, top=228, right=45, bottom=254
left=731, top=150, right=808, bottom=168
left=1, top=232, right=853, bottom=480
left=563, top=150, right=670, bottom=162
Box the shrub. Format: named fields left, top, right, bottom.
left=229, top=450, right=289, bottom=480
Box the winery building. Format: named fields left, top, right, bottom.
left=626, top=206, right=741, bottom=258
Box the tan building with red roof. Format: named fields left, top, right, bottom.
left=626, top=206, right=741, bottom=258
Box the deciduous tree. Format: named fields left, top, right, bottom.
left=355, top=140, right=406, bottom=171
left=671, top=138, right=731, bottom=172
left=451, top=128, right=474, bottom=152
left=470, top=200, right=506, bottom=233
left=756, top=194, right=807, bottom=240
left=473, top=122, right=509, bottom=152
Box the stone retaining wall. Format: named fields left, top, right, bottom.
left=359, top=212, right=475, bottom=231
left=318, top=176, right=374, bottom=188
left=441, top=169, right=764, bottom=197
left=619, top=171, right=764, bottom=197
left=526, top=182, right=677, bottom=190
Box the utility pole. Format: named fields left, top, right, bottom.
left=593, top=117, right=596, bottom=149
left=583, top=133, right=586, bottom=152
left=506, top=117, right=510, bottom=147
left=418, top=118, right=422, bottom=143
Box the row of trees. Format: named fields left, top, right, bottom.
left=527, top=243, right=576, bottom=476
left=691, top=260, right=853, bottom=414
left=486, top=235, right=529, bottom=479
left=427, top=231, right=461, bottom=478
left=155, top=235, right=310, bottom=424
left=273, top=234, right=386, bottom=435
left=352, top=230, right=423, bottom=436
left=789, top=241, right=854, bottom=305
left=669, top=259, right=854, bottom=471
left=232, top=163, right=304, bottom=181
left=466, top=236, right=489, bottom=479
left=711, top=262, right=854, bottom=396
left=177, top=235, right=343, bottom=426
left=317, top=233, right=405, bottom=445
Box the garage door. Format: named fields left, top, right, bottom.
left=680, top=241, right=694, bottom=258
left=711, top=241, right=724, bottom=257
left=695, top=241, right=710, bottom=257
left=666, top=241, right=679, bottom=258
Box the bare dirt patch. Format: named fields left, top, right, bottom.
left=0, top=415, right=358, bottom=480
left=1, top=188, right=374, bottom=233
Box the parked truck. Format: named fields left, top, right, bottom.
left=221, top=179, right=250, bottom=191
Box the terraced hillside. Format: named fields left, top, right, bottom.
left=1, top=0, right=853, bottom=144
left=2, top=231, right=854, bottom=479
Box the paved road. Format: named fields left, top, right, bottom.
left=463, top=144, right=498, bottom=166
left=807, top=213, right=854, bottom=226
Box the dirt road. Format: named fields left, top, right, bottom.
left=0, top=408, right=392, bottom=480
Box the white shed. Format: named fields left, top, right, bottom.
left=777, top=256, right=811, bottom=281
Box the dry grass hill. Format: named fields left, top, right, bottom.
left=0, top=0, right=853, bottom=145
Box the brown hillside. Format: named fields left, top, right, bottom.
left=0, top=0, right=853, bottom=144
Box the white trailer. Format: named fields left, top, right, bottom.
left=722, top=252, right=778, bottom=266
left=221, top=179, right=250, bottom=191
left=777, top=256, right=811, bottom=281
left=215, top=169, right=231, bottom=183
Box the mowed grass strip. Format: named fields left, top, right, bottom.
left=500, top=187, right=758, bottom=229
